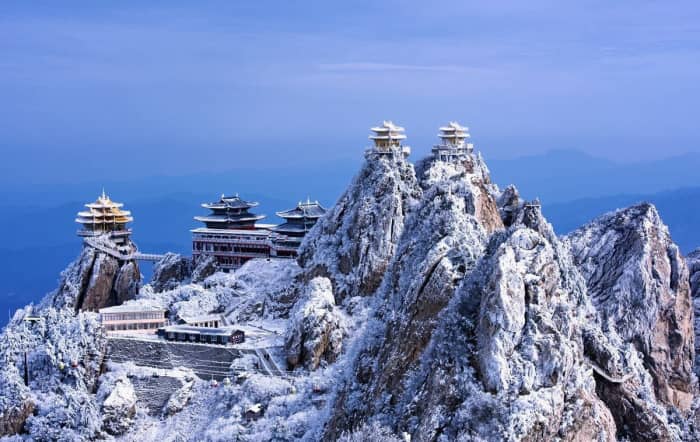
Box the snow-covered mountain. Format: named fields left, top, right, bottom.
left=0, top=144, right=698, bottom=441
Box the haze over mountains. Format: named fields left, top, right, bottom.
left=2, top=149, right=699, bottom=325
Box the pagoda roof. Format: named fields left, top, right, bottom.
left=76, top=217, right=133, bottom=224
left=370, top=120, right=405, bottom=132
left=78, top=191, right=133, bottom=225
left=272, top=222, right=309, bottom=234
left=77, top=209, right=132, bottom=218
left=369, top=121, right=407, bottom=140
left=439, top=121, right=468, bottom=132
left=202, top=194, right=259, bottom=210
left=276, top=199, right=327, bottom=219
left=84, top=190, right=126, bottom=209
left=194, top=214, right=265, bottom=223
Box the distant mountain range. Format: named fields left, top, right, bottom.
left=487, top=149, right=700, bottom=203
left=2, top=149, right=699, bottom=325
left=544, top=187, right=700, bottom=253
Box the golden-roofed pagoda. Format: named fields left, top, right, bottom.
left=432, top=121, right=473, bottom=162
left=369, top=121, right=411, bottom=157
left=76, top=190, right=133, bottom=244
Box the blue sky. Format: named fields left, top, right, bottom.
left=2, top=1, right=700, bottom=185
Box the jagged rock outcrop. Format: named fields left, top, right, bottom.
left=416, top=155, right=504, bottom=233
left=324, top=157, right=495, bottom=433
left=53, top=237, right=140, bottom=312
left=0, top=306, right=107, bottom=439
left=99, top=376, right=137, bottom=435
left=325, top=201, right=617, bottom=441
left=285, top=277, right=344, bottom=369
left=164, top=380, right=195, bottom=416
left=567, top=204, right=695, bottom=410
left=688, top=249, right=700, bottom=378
left=192, top=254, right=217, bottom=283
left=297, top=150, right=421, bottom=303
left=151, top=253, right=193, bottom=292
left=566, top=203, right=696, bottom=440
left=0, top=383, right=33, bottom=437
left=497, top=184, right=522, bottom=227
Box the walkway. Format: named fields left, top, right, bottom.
left=84, top=238, right=165, bottom=262
left=585, top=357, right=635, bottom=384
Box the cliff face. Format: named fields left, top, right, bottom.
left=688, top=248, right=700, bottom=378
left=566, top=204, right=695, bottom=411
left=284, top=277, right=345, bottom=369
left=150, top=253, right=193, bottom=293
left=324, top=156, right=497, bottom=434
left=315, top=151, right=698, bottom=441
left=53, top=236, right=141, bottom=312
left=325, top=199, right=618, bottom=441
left=297, top=150, right=421, bottom=304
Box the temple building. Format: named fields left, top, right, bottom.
left=432, top=121, right=473, bottom=162
left=75, top=191, right=133, bottom=245
left=369, top=121, right=411, bottom=157
left=270, top=199, right=327, bottom=258
left=99, top=304, right=167, bottom=334
left=192, top=194, right=271, bottom=271
left=194, top=194, right=265, bottom=230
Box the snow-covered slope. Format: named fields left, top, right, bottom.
left=297, top=149, right=421, bottom=304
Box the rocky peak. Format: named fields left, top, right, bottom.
left=686, top=248, right=700, bottom=379
left=150, top=253, right=192, bottom=293
left=566, top=203, right=695, bottom=412
left=284, top=277, right=345, bottom=370
left=297, top=150, right=421, bottom=304
left=325, top=208, right=616, bottom=441
left=52, top=236, right=141, bottom=312
left=416, top=152, right=503, bottom=234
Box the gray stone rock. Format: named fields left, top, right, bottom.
left=192, top=254, right=217, bottom=283
left=99, top=376, right=137, bottom=435
left=687, top=248, right=700, bottom=379
left=285, top=277, right=344, bottom=370
left=297, top=149, right=422, bottom=304
left=52, top=237, right=141, bottom=312
left=567, top=203, right=695, bottom=411
left=151, top=253, right=193, bottom=292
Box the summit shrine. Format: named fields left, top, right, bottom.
left=75, top=191, right=133, bottom=245
left=432, top=121, right=473, bottom=162
left=369, top=121, right=411, bottom=157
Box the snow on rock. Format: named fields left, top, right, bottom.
left=297, top=150, right=421, bottom=304
left=213, top=258, right=302, bottom=323
left=324, top=157, right=494, bottom=435
left=382, top=206, right=617, bottom=441
left=416, top=153, right=503, bottom=234
left=52, top=236, right=140, bottom=312
left=192, top=254, right=218, bottom=283
left=688, top=248, right=700, bottom=378
left=3, top=142, right=700, bottom=441
left=0, top=374, right=33, bottom=437
left=0, top=244, right=120, bottom=439
left=163, top=379, right=195, bottom=417
left=285, top=277, right=345, bottom=370
left=497, top=184, right=523, bottom=227
left=566, top=204, right=695, bottom=411
left=151, top=253, right=193, bottom=293
left=97, top=374, right=137, bottom=435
